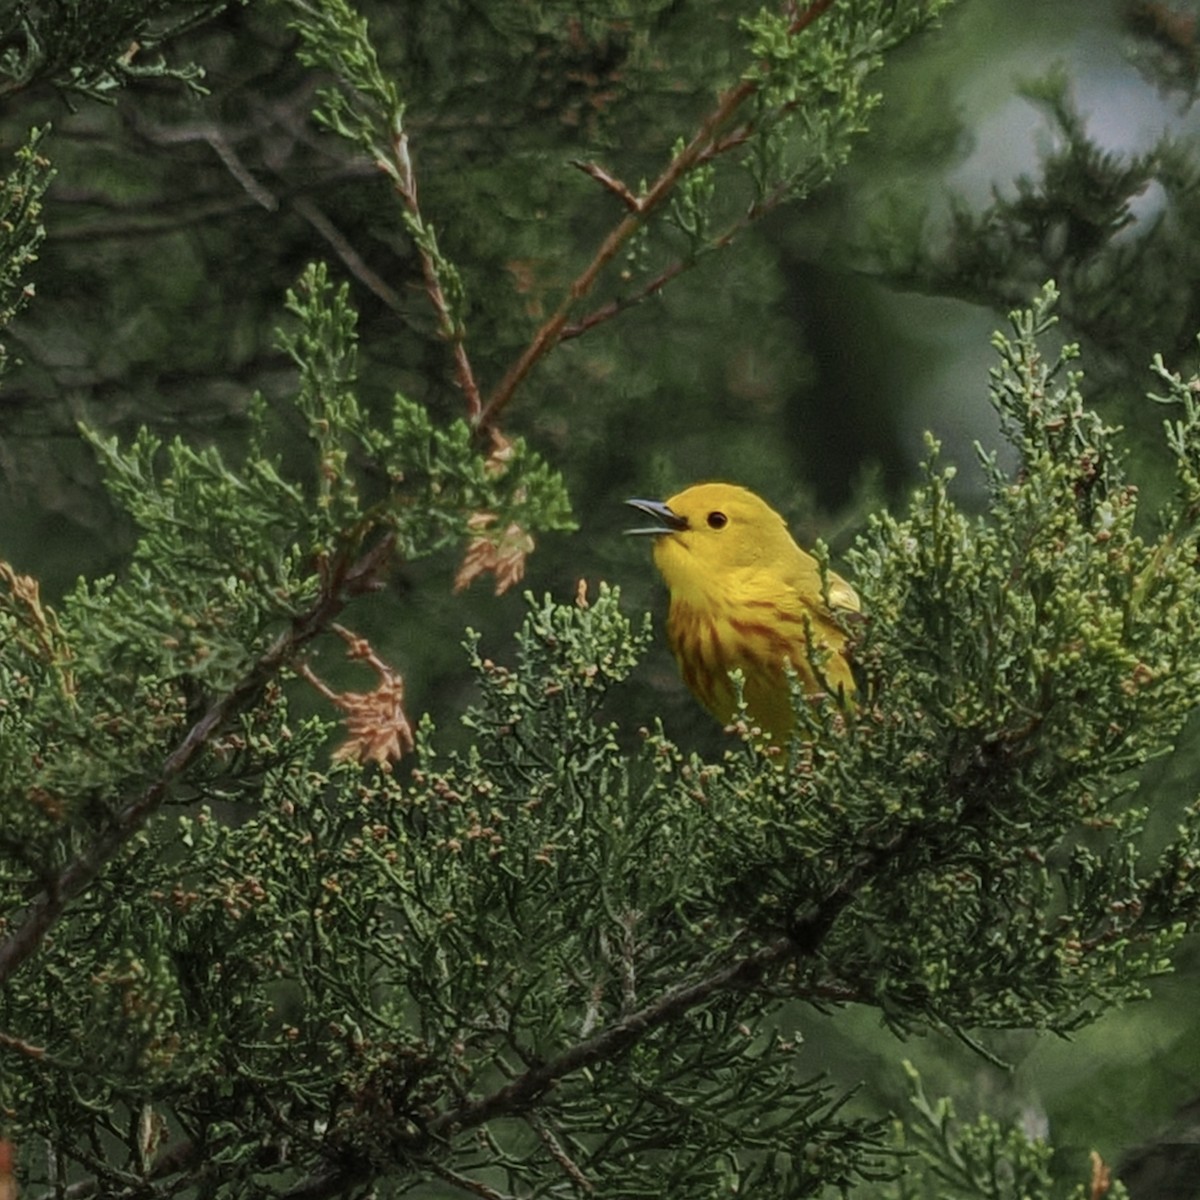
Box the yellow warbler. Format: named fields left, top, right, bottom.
left=627, top=482, right=859, bottom=744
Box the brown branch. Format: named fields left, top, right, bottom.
left=474, top=96, right=747, bottom=431
left=0, top=534, right=396, bottom=986
left=559, top=257, right=691, bottom=343
left=570, top=159, right=642, bottom=211
left=474, top=0, right=837, bottom=434
left=0, top=1028, right=46, bottom=1058
left=429, top=934, right=795, bottom=1139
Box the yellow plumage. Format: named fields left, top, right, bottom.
left=627, top=482, right=859, bottom=744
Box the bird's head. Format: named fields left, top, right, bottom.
left=626, top=482, right=795, bottom=597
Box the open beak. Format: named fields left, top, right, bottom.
left=625, top=498, right=688, bottom=536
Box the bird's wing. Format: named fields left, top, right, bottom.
left=826, top=568, right=860, bottom=613
left=774, top=550, right=860, bottom=615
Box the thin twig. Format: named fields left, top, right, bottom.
left=0, top=1028, right=45, bottom=1058
left=559, top=257, right=690, bottom=343
left=293, top=196, right=406, bottom=314
left=428, top=1162, right=515, bottom=1200
left=570, top=159, right=642, bottom=211
left=474, top=0, right=836, bottom=433
left=558, top=182, right=793, bottom=342
left=388, top=130, right=484, bottom=419
left=528, top=1114, right=594, bottom=1193
left=0, top=534, right=396, bottom=986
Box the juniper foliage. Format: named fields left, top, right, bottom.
left=4, top=274, right=1200, bottom=1195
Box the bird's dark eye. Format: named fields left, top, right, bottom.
left=706, top=511, right=728, bottom=529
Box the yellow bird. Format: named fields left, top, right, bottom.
left=627, top=482, right=859, bottom=745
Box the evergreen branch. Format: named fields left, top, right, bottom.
left=427, top=935, right=784, bottom=1133
left=474, top=0, right=836, bottom=433
left=0, top=0, right=222, bottom=102
left=386, top=128, right=483, bottom=419
left=0, top=534, right=395, bottom=986
left=277, top=935, right=797, bottom=1200
left=0, top=128, right=53, bottom=377
left=279, top=845, right=882, bottom=1200
left=280, top=0, right=483, bottom=418
left=283, top=838, right=902, bottom=1200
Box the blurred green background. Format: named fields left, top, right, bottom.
left=3, top=0, right=1200, bottom=1190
